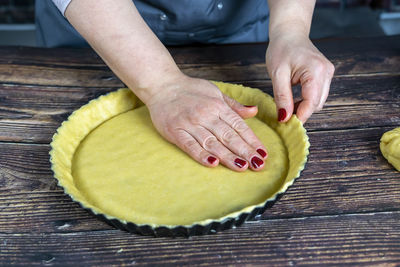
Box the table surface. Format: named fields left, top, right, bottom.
left=0, top=36, right=399, bottom=266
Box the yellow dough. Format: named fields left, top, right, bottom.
left=380, top=127, right=400, bottom=171
left=50, top=82, right=309, bottom=228
left=72, top=107, right=287, bottom=225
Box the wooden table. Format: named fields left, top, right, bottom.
left=0, top=36, right=399, bottom=266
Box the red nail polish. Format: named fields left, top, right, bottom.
left=207, top=156, right=217, bottom=164
left=257, top=149, right=267, bottom=158
left=234, top=158, right=247, bottom=168
left=278, top=108, right=287, bottom=122
left=244, top=105, right=256, bottom=108
left=251, top=156, right=264, bottom=169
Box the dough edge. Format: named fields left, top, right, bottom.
left=49, top=82, right=310, bottom=229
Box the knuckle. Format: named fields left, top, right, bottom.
left=327, top=62, right=335, bottom=76
left=271, top=67, right=288, bottom=80
left=312, top=98, right=320, bottom=108
left=233, top=120, right=249, bottom=133
left=313, top=58, right=335, bottom=77
left=223, top=94, right=235, bottom=106
left=199, top=150, right=210, bottom=162
left=203, top=136, right=218, bottom=150
left=221, top=129, right=237, bottom=144
left=188, top=115, right=201, bottom=125
left=212, top=98, right=226, bottom=109
left=313, top=61, right=325, bottom=75
left=238, top=146, right=252, bottom=159
left=228, top=115, right=247, bottom=132
left=187, top=108, right=205, bottom=124
left=275, top=93, right=290, bottom=103
left=181, top=139, right=198, bottom=152
left=164, top=124, right=174, bottom=136
left=248, top=137, right=262, bottom=149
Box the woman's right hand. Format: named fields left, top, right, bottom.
left=65, top=0, right=267, bottom=171
left=146, top=74, right=268, bottom=172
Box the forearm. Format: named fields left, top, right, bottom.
left=267, top=0, right=316, bottom=40
left=65, top=0, right=182, bottom=104
left=266, top=0, right=334, bottom=124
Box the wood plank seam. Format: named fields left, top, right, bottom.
left=0, top=210, right=398, bottom=236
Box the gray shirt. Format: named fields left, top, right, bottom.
left=36, top=0, right=270, bottom=47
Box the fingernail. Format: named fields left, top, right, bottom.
left=257, top=149, right=267, bottom=158
left=278, top=108, right=287, bottom=122
left=251, top=156, right=264, bottom=169
left=244, top=105, right=256, bottom=108
left=234, top=158, right=247, bottom=168
left=207, top=156, right=217, bottom=165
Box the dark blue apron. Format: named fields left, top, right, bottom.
left=36, top=0, right=269, bottom=47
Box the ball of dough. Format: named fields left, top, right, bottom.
left=380, top=127, right=400, bottom=171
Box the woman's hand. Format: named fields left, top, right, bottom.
left=266, top=0, right=335, bottom=123
left=266, top=33, right=335, bottom=123
left=146, top=75, right=268, bottom=171
left=65, top=0, right=267, bottom=172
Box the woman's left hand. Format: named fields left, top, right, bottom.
left=265, top=32, right=335, bottom=123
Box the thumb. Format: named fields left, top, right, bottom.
left=271, top=67, right=294, bottom=122
left=223, top=94, right=258, bottom=119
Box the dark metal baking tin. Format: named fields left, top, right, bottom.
left=79, top=194, right=283, bottom=237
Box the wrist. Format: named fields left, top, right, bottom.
left=268, top=0, right=315, bottom=42
left=269, top=21, right=310, bottom=42
left=133, top=69, right=189, bottom=106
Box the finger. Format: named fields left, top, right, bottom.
left=317, top=64, right=335, bottom=110
left=270, top=67, right=294, bottom=123
left=293, top=98, right=302, bottom=114
left=174, top=130, right=219, bottom=168
left=187, top=126, right=249, bottom=171
left=295, top=100, right=314, bottom=124
left=205, top=119, right=265, bottom=171
left=296, top=77, right=323, bottom=123
left=297, top=59, right=334, bottom=122
left=316, top=75, right=332, bottom=111
left=222, top=94, right=258, bottom=119
left=220, top=110, right=268, bottom=159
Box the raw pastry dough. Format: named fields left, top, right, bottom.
left=380, top=127, right=400, bottom=171
left=72, top=106, right=287, bottom=225
left=50, top=82, right=309, bottom=229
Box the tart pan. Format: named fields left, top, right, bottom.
left=50, top=82, right=309, bottom=236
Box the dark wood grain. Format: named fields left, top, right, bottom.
left=0, top=36, right=399, bottom=87
left=1, top=57, right=399, bottom=87
left=0, top=64, right=124, bottom=88
left=1, top=74, right=399, bottom=143
left=0, top=127, right=398, bottom=233
left=0, top=35, right=399, bottom=68
left=0, top=84, right=116, bottom=143
left=0, top=36, right=399, bottom=265
left=0, top=212, right=399, bottom=266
